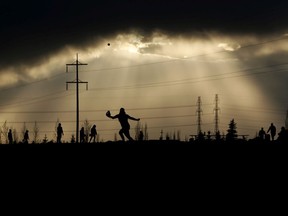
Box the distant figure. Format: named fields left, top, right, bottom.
left=258, top=127, right=266, bottom=140
left=159, top=130, right=163, bottom=140
left=80, top=127, right=86, bottom=143
left=57, top=123, right=64, bottom=143
left=89, top=125, right=97, bottom=143
left=106, top=108, right=140, bottom=141
left=207, top=131, right=211, bottom=141
left=8, top=129, right=13, bottom=144
left=277, top=126, right=288, bottom=142
left=23, top=130, right=29, bottom=144
left=215, top=131, right=221, bottom=141
left=267, top=123, right=276, bottom=141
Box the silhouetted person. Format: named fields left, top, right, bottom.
left=207, top=131, right=211, bottom=141
left=277, top=126, right=288, bottom=142
left=106, top=108, right=140, bottom=141
left=215, top=131, right=221, bottom=141
left=8, top=129, right=13, bottom=144
left=80, top=127, right=86, bottom=143
left=57, top=123, right=64, bottom=143
left=197, top=131, right=205, bottom=141
left=258, top=127, right=266, bottom=140
left=89, top=125, right=97, bottom=143
left=267, top=123, right=276, bottom=141
left=23, top=130, right=29, bottom=144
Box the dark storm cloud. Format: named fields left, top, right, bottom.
left=1, top=0, right=288, bottom=68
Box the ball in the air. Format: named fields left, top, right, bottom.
left=107, top=43, right=110, bottom=46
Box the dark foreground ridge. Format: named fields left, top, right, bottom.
left=1, top=140, right=287, bottom=174
left=1, top=139, right=287, bottom=156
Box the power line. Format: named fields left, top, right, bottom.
left=0, top=90, right=69, bottom=108
left=88, top=64, right=288, bottom=91
left=82, top=36, right=288, bottom=73
left=221, top=105, right=286, bottom=114
left=1, top=60, right=287, bottom=109
left=2, top=62, right=286, bottom=108
left=0, top=73, right=66, bottom=92
left=0, top=104, right=214, bottom=114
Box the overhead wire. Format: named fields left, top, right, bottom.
left=82, top=36, right=288, bottom=73
left=0, top=104, right=213, bottom=114
left=88, top=65, right=288, bottom=91
left=0, top=36, right=287, bottom=107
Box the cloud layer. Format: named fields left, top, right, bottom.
left=1, top=0, right=288, bottom=69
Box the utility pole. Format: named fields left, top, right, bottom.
left=214, top=94, right=220, bottom=135
left=196, top=96, right=202, bottom=135
left=66, top=54, right=88, bottom=143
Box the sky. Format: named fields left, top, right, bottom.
left=1, top=0, right=288, bottom=142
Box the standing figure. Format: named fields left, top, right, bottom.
left=258, top=127, right=266, bottom=140
left=57, top=123, right=64, bottom=143
left=23, top=130, right=29, bottom=144
left=80, top=127, right=86, bottom=143
left=8, top=129, right=13, bottom=144
left=267, top=123, right=276, bottom=141
left=106, top=108, right=140, bottom=141
left=278, top=126, right=288, bottom=142
left=89, top=125, right=97, bottom=143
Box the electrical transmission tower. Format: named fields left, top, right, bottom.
left=66, top=54, right=88, bottom=143
left=214, top=94, right=220, bottom=134
left=196, top=96, right=202, bottom=135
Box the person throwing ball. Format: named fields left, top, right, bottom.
left=106, top=108, right=140, bottom=141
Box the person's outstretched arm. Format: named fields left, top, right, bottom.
left=128, top=115, right=140, bottom=121
left=106, top=111, right=118, bottom=119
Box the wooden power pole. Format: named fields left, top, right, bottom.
left=66, top=54, right=88, bottom=143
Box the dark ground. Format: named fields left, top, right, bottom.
left=1, top=139, right=287, bottom=160
left=1, top=139, right=286, bottom=196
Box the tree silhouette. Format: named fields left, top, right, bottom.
left=177, top=130, right=181, bottom=141
left=33, top=121, right=40, bottom=143
left=1, top=121, right=9, bottom=144
left=13, top=128, right=18, bottom=144
left=42, top=134, right=48, bottom=144
left=82, top=119, right=91, bottom=143
left=21, top=122, right=27, bottom=142
left=54, top=118, right=60, bottom=141
left=226, top=119, right=238, bottom=141
left=144, top=123, right=148, bottom=141
left=135, top=121, right=141, bottom=140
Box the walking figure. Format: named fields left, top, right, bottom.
left=80, top=127, right=86, bottom=143
left=23, top=130, right=29, bottom=144
left=8, top=129, right=13, bottom=144
left=89, top=125, right=97, bottom=143
left=106, top=108, right=140, bottom=141
left=267, top=123, right=276, bottom=141
left=57, top=123, right=64, bottom=143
